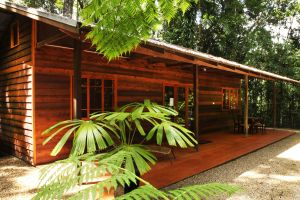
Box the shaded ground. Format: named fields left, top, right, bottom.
left=0, top=154, right=40, bottom=200
left=165, top=130, right=300, bottom=200
left=0, top=130, right=299, bottom=199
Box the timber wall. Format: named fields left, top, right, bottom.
left=199, top=72, right=241, bottom=132
left=34, top=44, right=240, bottom=164
left=0, top=16, right=33, bottom=163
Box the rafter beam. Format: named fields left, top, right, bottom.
left=36, top=33, right=67, bottom=48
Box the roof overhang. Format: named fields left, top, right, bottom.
left=0, top=1, right=79, bottom=33
left=145, top=39, right=300, bottom=85
left=1, top=1, right=299, bottom=85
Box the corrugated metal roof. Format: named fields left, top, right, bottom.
left=147, top=39, right=300, bottom=85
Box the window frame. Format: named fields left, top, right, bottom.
left=71, top=74, right=117, bottom=119
left=222, top=87, right=240, bottom=111
left=10, top=21, right=20, bottom=48
left=162, top=82, right=192, bottom=128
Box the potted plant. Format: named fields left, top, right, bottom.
left=33, top=100, right=238, bottom=199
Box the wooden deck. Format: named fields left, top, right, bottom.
left=142, top=128, right=296, bottom=188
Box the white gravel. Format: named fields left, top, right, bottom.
left=0, top=155, right=40, bottom=200
left=1, top=131, right=299, bottom=200
left=165, top=131, right=300, bottom=200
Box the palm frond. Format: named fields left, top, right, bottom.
left=42, top=119, right=117, bottom=156
left=118, top=99, right=178, bottom=116
left=146, top=121, right=197, bottom=147
left=34, top=153, right=158, bottom=199
left=104, top=144, right=157, bottom=175
left=167, top=183, right=240, bottom=200
left=34, top=153, right=238, bottom=200
left=116, top=185, right=169, bottom=200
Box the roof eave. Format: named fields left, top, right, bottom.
left=146, top=39, right=300, bottom=85
left=0, top=1, right=79, bottom=34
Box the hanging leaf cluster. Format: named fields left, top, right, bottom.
left=80, top=0, right=197, bottom=60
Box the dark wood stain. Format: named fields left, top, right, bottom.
left=0, top=15, right=33, bottom=164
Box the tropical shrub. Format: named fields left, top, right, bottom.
left=33, top=100, right=238, bottom=199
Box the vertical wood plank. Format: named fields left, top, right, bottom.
left=239, top=79, right=242, bottom=114
left=272, top=82, right=277, bottom=127
left=102, top=79, right=105, bottom=112
left=87, top=77, right=90, bottom=117
left=73, top=39, right=82, bottom=119
left=70, top=75, right=73, bottom=119
left=193, top=65, right=199, bottom=147
left=185, top=86, right=189, bottom=128
left=244, top=75, right=249, bottom=136
left=114, top=77, right=118, bottom=109
left=31, top=19, right=37, bottom=165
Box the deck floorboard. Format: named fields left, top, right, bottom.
left=142, top=128, right=295, bottom=188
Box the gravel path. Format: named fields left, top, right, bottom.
left=0, top=131, right=299, bottom=200
left=0, top=154, right=40, bottom=200
left=165, top=131, right=300, bottom=200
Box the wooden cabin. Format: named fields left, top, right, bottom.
left=0, top=2, right=299, bottom=165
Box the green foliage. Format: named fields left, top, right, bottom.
left=34, top=155, right=239, bottom=199
left=42, top=100, right=196, bottom=174
left=167, top=183, right=238, bottom=199
left=80, top=0, right=197, bottom=60
left=36, top=100, right=238, bottom=199
left=162, top=0, right=300, bottom=128
left=42, top=119, right=117, bottom=156
left=11, top=0, right=60, bottom=13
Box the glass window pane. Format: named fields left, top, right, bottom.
left=188, top=88, right=194, bottom=128
left=81, top=78, right=87, bottom=110
left=11, top=23, right=19, bottom=47
left=90, top=83, right=102, bottom=113
left=223, top=89, right=229, bottom=110
left=81, top=78, right=87, bottom=87
left=104, top=80, right=113, bottom=111
left=90, top=79, right=102, bottom=87
left=81, top=110, right=87, bottom=118
left=177, top=87, right=186, bottom=125
left=232, top=89, right=239, bottom=109
left=104, top=80, right=113, bottom=87
left=104, top=88, right=113, bottom=111
left=13, top=25, right=18, bottom=45
left=164, top=86, right=174, bottom=109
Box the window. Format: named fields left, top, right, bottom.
left=81, top=78, right=115, bottom=118
left=222, top=88, right=239, bottom=110
left=164, top=84, right=193, bottom=128
left=10, top=21, right=19, bottom=48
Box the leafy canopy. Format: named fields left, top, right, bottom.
left=162, top=0, right=300, bottom=128
left=80, top=0, right=197, bottom=60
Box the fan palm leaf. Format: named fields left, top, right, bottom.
left=42, top=119, right=117, bottom=156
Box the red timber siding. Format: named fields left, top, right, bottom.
left=0, top=16, right=33, bottom=163
left=34, top=44, right=240, bottom=164
left=198, top=71, right=241, bottom=132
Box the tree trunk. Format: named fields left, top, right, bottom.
left=63, top=0, right=74, bottom=18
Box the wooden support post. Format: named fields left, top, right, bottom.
left=244, top=75, right=249, bottom=136
left=73, top=39, right=82, bottom=119
left=272, top=82, right=277, bottom=128
left=193, top=65, right=199, bottom=149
